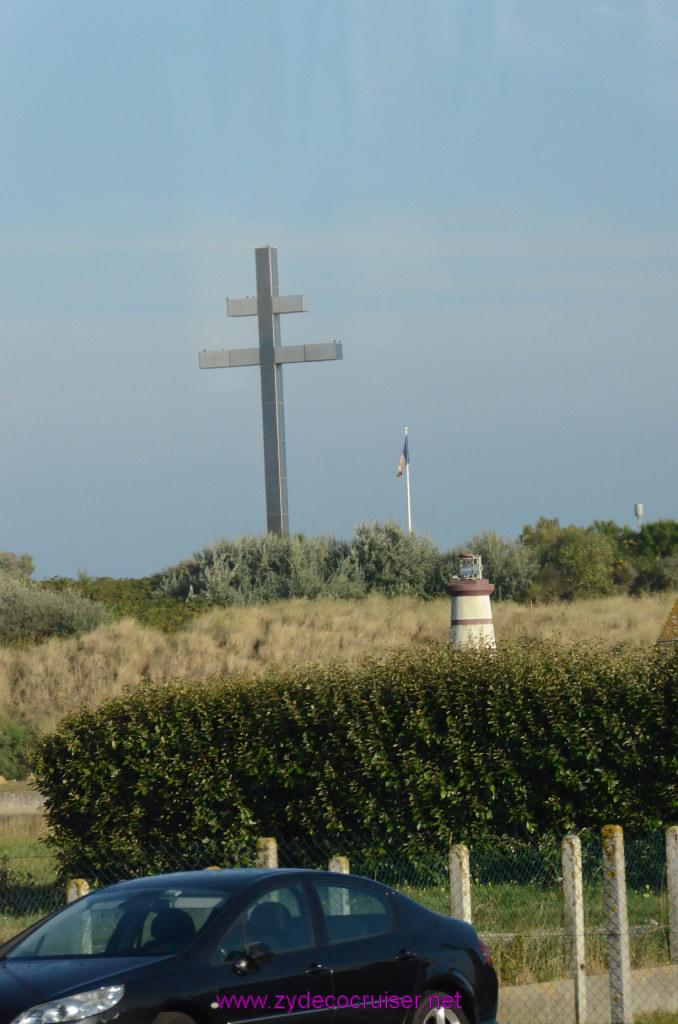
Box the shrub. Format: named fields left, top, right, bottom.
left=0, top=575, right=111, bottom=645
left=159, top=523, right=451, bottom=605
left=35, top=641, right=678, bottom=880
left=0, top=552, right=34, bottom=579
left=40, top=575, right=202, bottom=632
left=0, top=717, right=40, bottom=779
left=346, top=521, right=452, bottom=596
left=631, top=557, right=678, bottom=595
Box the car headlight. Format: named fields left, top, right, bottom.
left=10, top=985, right=124, bottom=1024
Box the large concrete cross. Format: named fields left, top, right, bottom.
left=199, top=246, right=342, bottom=536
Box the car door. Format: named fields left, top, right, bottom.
left=201, top=881, right=334, bottom=1024
left=309, top=878, right=424, bottom=1024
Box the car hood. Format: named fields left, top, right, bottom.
left=0, top=956, right=159, bottom=1023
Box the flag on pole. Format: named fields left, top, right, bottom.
left=397, top=434, right=409, bottom=477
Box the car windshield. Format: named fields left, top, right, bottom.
left=5, top=885, right=234, bottom=959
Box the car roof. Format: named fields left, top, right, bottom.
left=93, top=868, right=394, bottom=896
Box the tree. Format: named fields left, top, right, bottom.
left=520, top=517, right=562, bottom=562
left=522, top=521, right=616, bottom=602
left=632, top=520, right=678, bottom=563
left=550, top=527, right=615, bottom=599
left=631, top=555, right=678, bottom=594
left=461, top=530, right=538, bottom=602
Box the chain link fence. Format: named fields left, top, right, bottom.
left=1, top=831, right=676, bottom=1023
left=467, top=832, right=676, bottom=1023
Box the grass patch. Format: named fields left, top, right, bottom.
left=0, top=810, right=48, bottom=855
left=398, top=876, right=670, bottom=986
left=0, top=809, right=58, bottom=943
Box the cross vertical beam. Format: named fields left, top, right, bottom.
left=198, top=246, right=342, bottom=536
left=256, top=246, right=288, bottom=536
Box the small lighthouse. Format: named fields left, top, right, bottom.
left=445, top=553, right=496, bottom=649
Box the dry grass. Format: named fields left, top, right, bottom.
left=0, top=591, right=675, bottom=733
left=493, top=590, right=678, bottom=649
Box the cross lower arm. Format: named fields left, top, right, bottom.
left=199, top=341, right=342, bottom=370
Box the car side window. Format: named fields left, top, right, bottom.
left=242, top=884, right=314, bottom=954
left=139, top=895, right=223, bottom=954
left=314, top=881, right=395, bottom=944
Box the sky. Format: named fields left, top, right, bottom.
left=2, top=0, right=678, bottom=579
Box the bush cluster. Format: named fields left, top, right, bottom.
left=0, top=552, right=34, bottom=579
left=157, top=516, right=678, bottom=608
left=0, top=573, right=110, bottom=645
left=158, top=522, right=453, bottom=605
left=40, top=574, right=202, bottom=632
left=468, top=517, right=678, bottom=601
left=35, top=642, right=678, bottom=879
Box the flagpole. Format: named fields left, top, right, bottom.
left=404, top=426, right=412, bottom=533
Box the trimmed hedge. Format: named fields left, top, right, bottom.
left=35, top=642, right=678, bottom=879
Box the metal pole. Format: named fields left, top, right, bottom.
left=404, top=426, right=412, bottom=533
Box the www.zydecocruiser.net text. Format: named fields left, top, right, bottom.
left=213, top=992, right=463, bottom=1013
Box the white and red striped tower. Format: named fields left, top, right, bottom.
left=445, top=553, right=496, bottom=649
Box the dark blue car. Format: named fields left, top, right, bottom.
left=0, top=869, right=498, bottom=1024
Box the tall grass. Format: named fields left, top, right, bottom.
left=494, top=590, right=676, bottom=648
left=0, top=591, right=674, bottom=735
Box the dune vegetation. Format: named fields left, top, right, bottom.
left=0, top=590, right=674, bottom=736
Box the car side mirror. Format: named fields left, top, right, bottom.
left=247, top=941, right=274, bottom=964
left=232, top=942, right=274, bottom=974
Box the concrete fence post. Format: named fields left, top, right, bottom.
left=255, top=837, right=278, bottom=868
left=327, top=857, right=350, bottom=916
left=562, top=835, right=587, bottom=1024
left=602, top=824, right=633, bottom=1024
left=66, top=878, right=89, bottom=903
left=666, top=826, right=678, bottom=963
left=449, top=843, right=472, bottom=923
